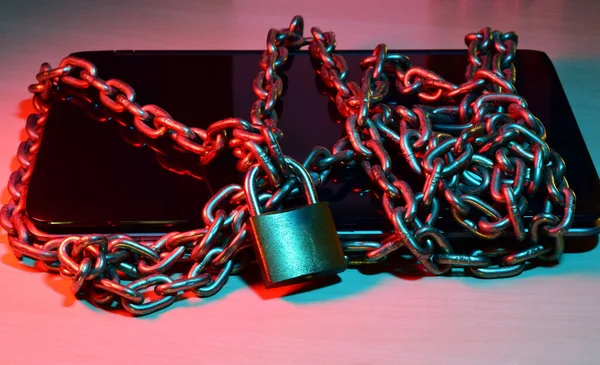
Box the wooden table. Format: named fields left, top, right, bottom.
left=1, top=1, right=599, bottom=364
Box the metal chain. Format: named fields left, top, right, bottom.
left=305, top=24, right=574, bottom=275
left=1, top=16, right=576, bottom=315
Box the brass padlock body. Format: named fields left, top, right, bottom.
left=248, top=201, right=346, bottom=288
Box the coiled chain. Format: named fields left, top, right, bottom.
left=0, top=16, right=575, bottom=315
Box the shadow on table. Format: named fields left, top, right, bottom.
left=237, top=251, right=441, bottom=304
left=238, top=234, right=599, bottom=303
left=1, top=247, right=79, bottom=307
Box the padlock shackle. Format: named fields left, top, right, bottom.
left=285, top=157, right=319, bottom=205
left=244, top=156, right=319, bottom=217
left=245, top=164, right=262, bottom=217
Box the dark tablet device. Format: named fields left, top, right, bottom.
left=25, top=49, right=600, bottom=239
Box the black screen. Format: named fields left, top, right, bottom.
left=26, top=50, right=600, bottom=235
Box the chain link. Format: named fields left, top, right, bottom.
left=0, top=16, right=577, bottom=315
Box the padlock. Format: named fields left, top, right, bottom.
left=245, top=157, right=347, bottom=288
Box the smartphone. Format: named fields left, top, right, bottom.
left=24, top=49, right=600, bottom=240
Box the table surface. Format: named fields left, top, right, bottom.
left=1, top=1, right=599, bottom=364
